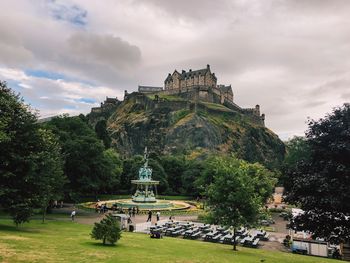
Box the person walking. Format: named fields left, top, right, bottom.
left=132, top=207, right=136, bottom=217
left=146, top=210, right=152, bottom=222
left=71, top=210, right=76, bottom=221
left=156, top=211, right=160, bottom=221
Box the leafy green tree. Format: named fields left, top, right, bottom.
left=0, top=81, right=40, bottom=225
left=160, top=156, right=187, bottom=194
left=91, top=214, right=122, bottom=245
left=30, top=129, right=66, bottom=223
left=101, top=149, right=123, bottom=193
left=206, top=156, right=277, bottom=250
left=279, top=136, right=311, bottom=190
left=286, top=104, right=350, bottom=242
left=0, top=81, right=65, bottom=225
left=148, top=158, right=168, bottom=193
left=44, top=115, right=117, bottom=198
left=95, top=120, right=111, bottom=148
left=120, top=155, right=143, bottom=193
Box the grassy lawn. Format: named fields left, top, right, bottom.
left=0, top=220, right=338, bottom=263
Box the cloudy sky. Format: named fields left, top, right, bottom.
left=1, top=0, right=349, bottom=140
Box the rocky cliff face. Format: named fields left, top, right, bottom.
left=88, top=92, right=285, bottom=168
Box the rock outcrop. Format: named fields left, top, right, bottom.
left=88, top=92, right=285, bottom=168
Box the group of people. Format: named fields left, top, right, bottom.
left=95, top=203, right=109, bottom=214
left=127, top=206, right=139, bottom=217
left=52, top=200, right=64, bottom=208
left=146, top=210, right=161, bottom=222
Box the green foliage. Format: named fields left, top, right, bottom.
left=205, top=156, right=277, bottom=249
left=44, top=115, right=123, bottom=198
left=29, top=129, right=66, bottom=223
left=237, top=126, right=285, bottom=170
left=102, top=149, right=123, bottom=191
left=95, top=120, right=111, bottom=148
left=91, top=214, right=121, bottom=245
left=159, top=155, right=187, bottom=194
left=0, top=81, right=65, bottom=225
left=120, top=155, right=143, bottom=192
left=148, top=158, right=168, bottom=193
left=9, top=204, right=33, bottom=227
left=286, top=104, right=350, bottom=242
left=172, top=109, right=190, bottom=124
left=280, top=136, right=311, bottom=189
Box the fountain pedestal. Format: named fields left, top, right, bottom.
left=131, top=147, right=159, bottom=203
left=131, top=180, right=159, bottom=203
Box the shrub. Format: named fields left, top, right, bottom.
left=91, top=214, right=122, bottom=245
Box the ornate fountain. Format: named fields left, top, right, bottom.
left=131, top=147, right=159, bottom=203
left=109, top=147, right=190, bottom=210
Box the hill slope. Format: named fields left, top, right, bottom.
left=88, top=93, right=285, bottom=168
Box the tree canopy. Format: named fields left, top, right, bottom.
left=91, top=214, right=122, bottom=245
left=0, top=81, right=65, bottom=225
left=286, top=104, right=350, bottom=242
left=206, top=156, right=277, bottom=250
left=44, top=116, right=122, bottom=199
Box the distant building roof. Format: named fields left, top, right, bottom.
left=166, top=65, right=217, bottom=81
left=138, top=85, right=163, bottom=92
left=219, top=85, right=232, bottom=93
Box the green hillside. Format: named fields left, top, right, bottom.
left=88, top=93, right=285, bottom=169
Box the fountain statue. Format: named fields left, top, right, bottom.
left=131, top=147, right=159, bottom=203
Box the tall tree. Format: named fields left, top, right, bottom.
left=100, top=148, right=123, bottom=193
left=95, top=120, right=111, bottom=148
left=0, top=81, right=65, bottom=225
left=30, top=129, right=66, bottom=223
left=206, top=156, right=276, bottom=250
left=0, top=81, right=39, bottom=225
left=160, top=156, right=186, bottom=194
left=279, top=136, right=311, bottom=190
left=44, top=115, right=117, bottom=198
left=286, top=104, right=350, bottom=242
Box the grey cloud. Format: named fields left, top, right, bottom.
left=311, top=77, right=350, bottom=95
left=341, top=93, right=350, bottom=100
left=68, top=33, right=141, bottom=71
left=302, top=100, right=327, bottom=108
left=139, top=0, right=231, bottom=21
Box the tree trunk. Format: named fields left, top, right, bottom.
left=233, top=227, right=237, bottom=251
left=103, top=237, right=106, bottom=245
left=42, top=205, right=47, bottom=223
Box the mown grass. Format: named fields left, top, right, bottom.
left=0, top=219, right=338, bottom=263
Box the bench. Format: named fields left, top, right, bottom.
left=261, top=233, right=269, bottom=241
left=240, top=237, right=247, bottom=245
left=223, top=234, right=233, bottom=244
left=251, top=238, right=260, bottom=248
left=172, top=229, right=185, bottom=237
left=212, top=234, right=223, bottom=242
left=165, top=228, right=175, bottom=236
left=183, top=230, right=194, bottom=239
left=191, top=232, right=202, bottom=240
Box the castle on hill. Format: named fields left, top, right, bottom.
left=138, top=64, right=234, bottom=105
left=91, top=65, right=265, bottom=126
